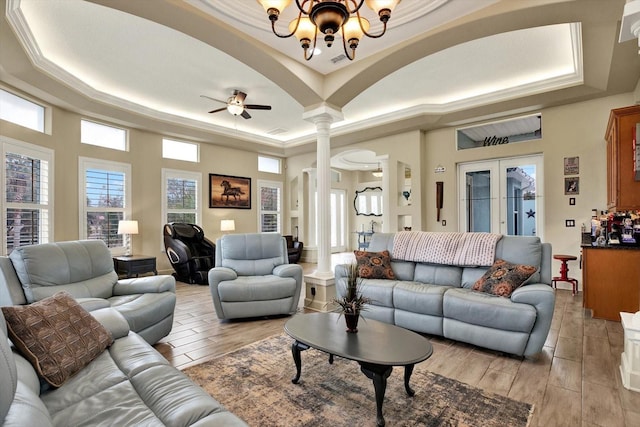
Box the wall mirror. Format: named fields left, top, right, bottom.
left=355, top=186, right=383, bottom=216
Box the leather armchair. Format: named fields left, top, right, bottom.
left=208, top=233, right=303, bottom=320
left=163, top=223, right=215, bottom=285
left=284, top=235, right=303, bottom=263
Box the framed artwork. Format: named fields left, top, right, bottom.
left=564, top=177, right=579, bottom=195
left=209, top=173, right=251, bottom=209
left=569, top=197, right=576, bottom=206
left=564, top=156, right=579, bottom=175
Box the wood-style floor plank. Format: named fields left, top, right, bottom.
left=153, top=261, right=635, bottom=426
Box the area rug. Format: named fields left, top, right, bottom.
left=183, top=334, right=533, bottom=427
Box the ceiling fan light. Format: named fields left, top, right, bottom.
left=227, top=103, right=244, bottom=116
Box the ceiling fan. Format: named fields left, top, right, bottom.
left=200, top=90, right=271, bottom=119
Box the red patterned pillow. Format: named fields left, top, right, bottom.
left=354, top=250, right=396, bottom=280
left=472, top=259, right=537, bottom=297
left=1, top=291, right=113, bottom=387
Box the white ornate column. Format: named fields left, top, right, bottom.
left=302, top=103, right=343, bottom=312
left=303, top=103, right=343, bottom=275
left=378, top=155, right=390, bottom=232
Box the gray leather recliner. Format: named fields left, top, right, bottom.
left=208, top=233, right=303, bottom=320
left=0, top=240, right=176, bottom=345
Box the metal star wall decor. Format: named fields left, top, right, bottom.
left=526, top=209, right=536, bottom=218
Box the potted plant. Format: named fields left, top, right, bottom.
left=331, top=263, right=371, bottom=333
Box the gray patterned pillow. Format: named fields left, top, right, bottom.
left=1, top=291, right=113, bottom=387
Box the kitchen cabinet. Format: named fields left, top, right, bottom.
left=582, top=246, right=640, bottom=321
left=605, top=105, right=640, bottom=211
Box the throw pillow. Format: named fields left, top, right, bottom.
left=472, top=259, right=537, bottom=297
left=1, top=291, right=113, bottom=387
left=354, top=250, right=396, bottom=280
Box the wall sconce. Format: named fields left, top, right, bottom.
left=117, top=220, right=138, bottom=256
left=221, top=219, right=236, bottom=233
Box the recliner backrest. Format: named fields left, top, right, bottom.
left=9, top=240, right=117, bottom=303
left=216, top=233, right=287, bottom=276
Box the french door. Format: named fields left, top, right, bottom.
left=458, top=155, right=544, bottom=240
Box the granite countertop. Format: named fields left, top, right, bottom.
left=581, top=244, right=640, bottom=250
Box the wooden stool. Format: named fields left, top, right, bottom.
left=552, top=254, right=579, bottom=295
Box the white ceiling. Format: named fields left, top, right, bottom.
left=1, top=0, right=638, bottom=159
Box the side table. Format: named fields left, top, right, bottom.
left=620, top=312, right=640, bottom=392
left=113, top=255, right=157, bottom=278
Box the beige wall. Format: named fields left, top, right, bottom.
left=0, top=90, right=282, bottom=273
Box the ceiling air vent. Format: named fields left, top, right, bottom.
left=267, top=128, right=287, bottom=135
left=331, top=54, right=347, bottom=64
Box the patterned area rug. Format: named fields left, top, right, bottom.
left=183, top=334, right=533, bottom=427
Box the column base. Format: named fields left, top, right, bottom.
left=303, top=272, right=335, bottom=312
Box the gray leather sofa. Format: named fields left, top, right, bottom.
left=335, top=233, right=555, bottom=357
left=0, top=307, right=247, bottom=426
left=209, top=233, right=303, bottom=320
left=0, top=240, right=176, bottom=344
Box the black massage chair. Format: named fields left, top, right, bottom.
left=163, top=223, right=215, bottom=285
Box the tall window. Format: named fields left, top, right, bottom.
left=79, top=157, right=131, bottom=251
left=162, top=169, right=201, bottom=225
left=258, top=180, right=282, bottom=233
left=2, top=138, right=53, bottom=255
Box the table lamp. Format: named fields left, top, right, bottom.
left=117, top=220, right=138, bottom=256
left=221, top=219, right=235, bottom=233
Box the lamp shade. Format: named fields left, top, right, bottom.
left=221, top=219, right=236, bottom=232
left=117, top=220, right=139, bottom=235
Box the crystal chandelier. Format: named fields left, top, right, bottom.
left=257, top=0, right=401, bottom=61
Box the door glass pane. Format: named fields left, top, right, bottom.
left=465, top=170, right=491, bottom=232
left=505, top=165, right=537, bottom=236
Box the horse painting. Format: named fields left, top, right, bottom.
left=209, top=174, right=251, bottom=209
left=220, top=180, right=245, bottom=202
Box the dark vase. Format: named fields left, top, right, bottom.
left=344, top=312, right=360, bottom=333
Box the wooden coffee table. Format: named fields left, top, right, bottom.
left=284, top=312, right=433, bottom=427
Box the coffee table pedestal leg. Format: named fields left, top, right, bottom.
left=291, top=340, right=309, bottom=384
left=360, top=363, right=393, bottom=427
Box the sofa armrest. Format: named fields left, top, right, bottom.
left=76, top=297, right=111, bottom=312
left=510, top=284, right=556, bottom=356
left=113, top=275, right=176, bottom=296
left=89, top=307, right=130, bottom=340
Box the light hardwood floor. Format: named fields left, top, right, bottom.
left=154, top=263, right=639, bottom=427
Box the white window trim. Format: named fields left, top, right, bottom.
left=161, top=168, right=202, bottom=249
left=257, top=179, right=283, bottom=233
left=78, top=157, right=131, bottom=254
left=1, top=136, right=55, bottom=255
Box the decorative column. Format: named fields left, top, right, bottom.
left=302, top=103, right=343, bottom=312
left=303, top=103, right=343, bottom=275
left=378, top=155, right=390, bottom=232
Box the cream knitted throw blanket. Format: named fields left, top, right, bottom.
left=392, top=231, right=502, bottom=267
